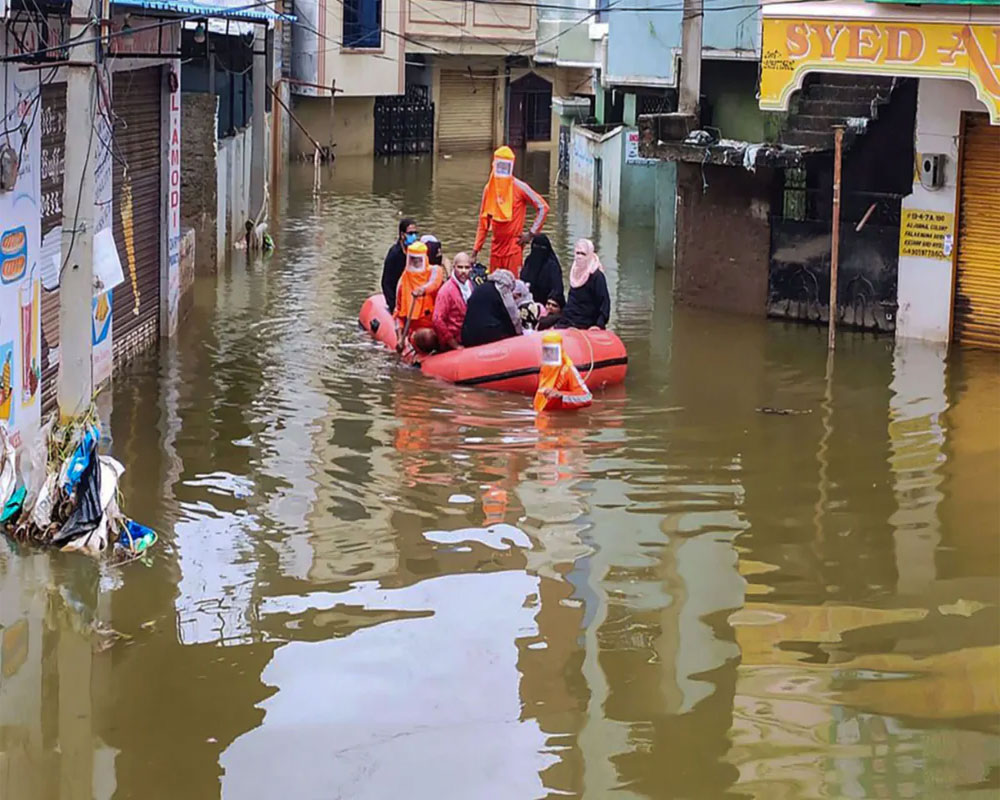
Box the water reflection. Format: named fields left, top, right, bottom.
left=0, top=154, right=997, bottom=799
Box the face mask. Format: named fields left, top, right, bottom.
left=404, top=232, right=418, bottom=246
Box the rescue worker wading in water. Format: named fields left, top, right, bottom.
left=533, top=331, right=592, bottom=412
left=472, top=146, right=549, bottom=278
left=395, top=241, right=444, bottom=354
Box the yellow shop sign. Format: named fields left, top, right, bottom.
left=760, top=18, right=1000, bottom=123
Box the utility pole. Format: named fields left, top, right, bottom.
left=829, top=125, right=844, bottom=350
left=678, top=0, right=703, bottom=117
left=57, top=0, right=98, bottom=420
left=249, top=23, right=267, bottom=226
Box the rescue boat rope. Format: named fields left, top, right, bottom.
left=579, top=330, right=595, bottom=384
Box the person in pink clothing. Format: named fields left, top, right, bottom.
left=433, top=252, right=473, bottom=351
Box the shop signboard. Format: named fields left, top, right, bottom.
left=760, top=17, right=1000, bottom=123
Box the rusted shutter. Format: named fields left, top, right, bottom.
left=39, top=82, right=67, bottom=415
left=438, top=70, right=495, bottom=152
left=112, top=67, right=161, bottom=366
left=953, top=114, right=1000, bottom=350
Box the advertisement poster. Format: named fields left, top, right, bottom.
left=625, top=129, right=657, bottom=166
left=0, top=30, right=42, bottom=447
left=92, top=289, right=113, bottom=386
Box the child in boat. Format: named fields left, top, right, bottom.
left=514, top=279, right=544, bottom=332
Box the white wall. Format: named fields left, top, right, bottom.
left=217, top=141, right=229, bottom=260
left=217, top=126, right=253, bottom=259
left=896, top=78, right=988, bottom=343
left=569, top=125, right=624, bottom=223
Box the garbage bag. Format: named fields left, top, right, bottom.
left=59, top=455, right=124, bottom=556
left=118, top=519, right=156, bottom=553
left=30, top=474, right=57, bottom=531
left=61, top=425, right=99, bottom=495
left=20, top=418, right=52, bottom=514
left=51, top=443, right=102, bottom=547
left=1, top=486, right=25, bottom=523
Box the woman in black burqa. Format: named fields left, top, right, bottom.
left=461, top=269, right=523, bottom=347
left=520, top=234, right=565, bottom=308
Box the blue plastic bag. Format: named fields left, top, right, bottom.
left=63, top=426, right=99, bottom=494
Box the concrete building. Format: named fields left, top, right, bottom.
left=1, top=2, right=244, bottom=422
left=403, top=0, right=536, bottom=154
left=181, top=8, right=289, bottom=274
left=633, top=0, right=999, bottom=351
left=757, top=0, right=999, bottom=350
left=290, top=0, right=406, bottom=158
left=564, top=0, right=763, bottom=241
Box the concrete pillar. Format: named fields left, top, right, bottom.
left=679, top=0, right=703, bottom=117
left=624, top=92, right=637, bottom=126
left=249, top=25, right=267, bottom=223
left=58, top=0, right=97, bottom=419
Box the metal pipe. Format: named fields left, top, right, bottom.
left=267, top=81, right=323, bottom=153
left=282, top=76, right=344, bottom=94
left=855, top=202, right=876, bottom=232
left=829, top=125, right=844, bottom=351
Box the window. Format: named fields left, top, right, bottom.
left=343, top=0, right=382, bottom=49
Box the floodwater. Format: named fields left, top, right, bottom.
left=2, top=153, right=999, bottom=800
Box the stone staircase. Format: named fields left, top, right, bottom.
left=780, top=74, right=899, bottom=150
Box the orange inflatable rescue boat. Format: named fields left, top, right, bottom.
left=359, top=294, right=627, bottom=394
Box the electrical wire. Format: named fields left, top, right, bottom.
left=0, top=0, right=288, bottom=63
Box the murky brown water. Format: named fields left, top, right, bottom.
left=2, top=153, right=999, bottom=800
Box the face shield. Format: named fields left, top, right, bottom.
left=406, top=252, right=426, bottom=272
left=493, top=158, right=514, bottom=179
left=541, top=341, right=562, bottom=366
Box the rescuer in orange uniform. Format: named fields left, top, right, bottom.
left=533, top=331, right=592, bottom=412
left=395, top=241, right=444, bottom=353
left=472, top=146, right=549, bottom=278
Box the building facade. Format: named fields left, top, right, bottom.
left=290, top=0, right=406, bottom=157
left=758, top=0, right=1000, bottom=349
left=0, top=0, right=283, bottom=434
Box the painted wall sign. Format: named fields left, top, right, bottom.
left=165, top=61, right=181, bottom=337
left=760, top=18, right=1000, bottom=123
left=899, top=208, right=955, bottom=260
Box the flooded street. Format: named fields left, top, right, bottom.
left=2, top=153, right=999, bottom=799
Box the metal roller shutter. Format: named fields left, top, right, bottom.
left=438, top=69, right=495, bottom=152
left=953, top=114, right=1000, bottom=350
left=40, top=82, right=67, bottom=414
left=112, top=67, right=161, bottom=366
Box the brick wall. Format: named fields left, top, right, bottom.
left=674, top=163, right=774, bottom=315
left=181, top=92, right=219, bottom=274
